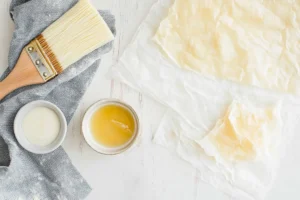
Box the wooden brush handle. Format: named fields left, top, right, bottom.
left=0, top=50, right=45, bottom=100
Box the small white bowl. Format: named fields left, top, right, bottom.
left=82, top=99, right=139, bottom=155
left=14, top=100, right=67, bottom=154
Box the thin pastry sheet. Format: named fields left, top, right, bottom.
left=154, top=0, right=300, bottom=95
left=112, top=0, right=300, bottom=199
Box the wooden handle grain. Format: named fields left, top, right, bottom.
left=0, top=50, right=45, bottom=100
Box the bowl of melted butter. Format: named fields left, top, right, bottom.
left=82, top=99, right=139, bottom=154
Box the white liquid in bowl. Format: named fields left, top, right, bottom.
left=22, top=107, right=60, bottom=146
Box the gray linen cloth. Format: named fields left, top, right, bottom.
left=0, top=0, right=115, bottom=199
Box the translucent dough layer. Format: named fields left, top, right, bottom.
left=200, top=101, right=282, bottom=163
left=154, top=0, right=300, bottom=94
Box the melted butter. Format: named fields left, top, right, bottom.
left=154, top=0, right=300, bottom=94
left=90, top=104, right=135, bottom=147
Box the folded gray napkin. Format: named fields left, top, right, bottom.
left=0, top=0, right=115, bottom=199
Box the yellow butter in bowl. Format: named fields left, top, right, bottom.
left=82, top=99, right=139, bottom=155
left=90, top=104, right=135, bottom=147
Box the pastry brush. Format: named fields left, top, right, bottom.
left=0, top=0, right=114, bottom=100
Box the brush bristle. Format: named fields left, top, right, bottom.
left=37, top=0, right=114, bottom=73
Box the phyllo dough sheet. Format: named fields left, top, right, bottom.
left=154, top=100, right=284, bottom=200
left=154, top=0, right=300, bottom=95
left=200, top=101, right=282, bottom=163
left=112, top=0, right=300, bottom=199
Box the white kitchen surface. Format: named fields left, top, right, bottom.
left=1, top=0, right=300, bottom=199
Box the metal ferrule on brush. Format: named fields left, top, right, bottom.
left=25, top=36, right=61, bottom=82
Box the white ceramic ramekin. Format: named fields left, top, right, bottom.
left=14, top=100, right=67, bottom=154
left=82, top=99, right=139, bottom=155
